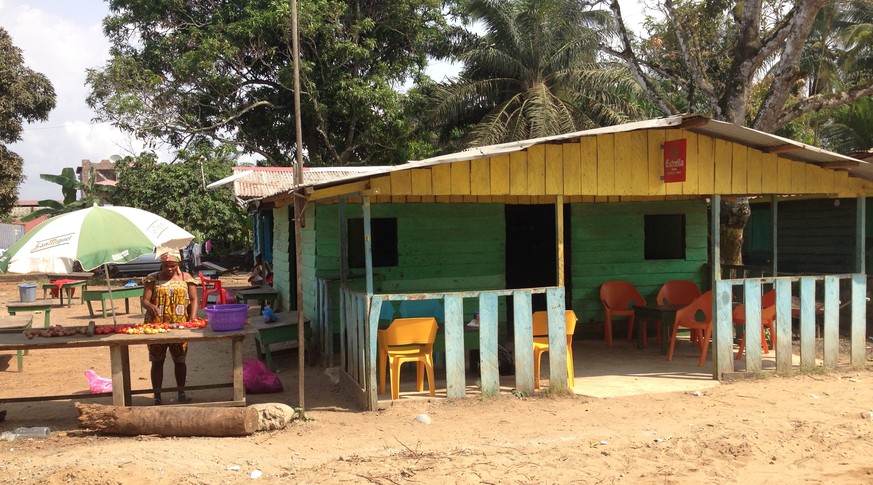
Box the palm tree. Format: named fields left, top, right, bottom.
left=797, top=0, right=873, bottom=153
left=21, top=167, right=118, bottom=222
left=430, top=0, right=644, bottom=148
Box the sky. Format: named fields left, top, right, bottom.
left=1, top=0, right=647, bottom=202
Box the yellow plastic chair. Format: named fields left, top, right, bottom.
left=378, top=317, right=438, bottom=400
left=532, top=310, right=579, bottom=389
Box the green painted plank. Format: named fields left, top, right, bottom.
left=512, top=291, right=534, bottom=394
left=444, top=294, right=466, bottom=398
left=479, top=293, right=500, bottom=395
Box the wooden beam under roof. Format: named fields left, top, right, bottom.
left=763, top=144, right=801, bottom=154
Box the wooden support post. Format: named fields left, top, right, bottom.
left=109, top=345, right=126, bottom=407
left=363, top=196, right=373, bottom=296
left=232, top=337, right=245, bottom=403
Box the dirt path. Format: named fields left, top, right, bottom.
left=2, top=278, right=873, bottom=483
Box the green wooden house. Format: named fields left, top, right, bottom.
left=246, top=114, right=872, bottom=410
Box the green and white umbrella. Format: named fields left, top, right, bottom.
left=0, top=206, right=194, bottom=324
left=0, top=205, right=193, bottom=274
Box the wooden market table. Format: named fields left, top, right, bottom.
left=82, top=285, right=144, bottom=318
left=0, top=314, right=35, bottom=371
left=0, top=326, right=256, bottom=407
left=6, top=299, right=53, bottom=328
left=42, top=280, right=88, bottom=307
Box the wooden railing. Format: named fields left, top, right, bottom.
left=314, top=278, right=569, bottom=410
left=715, top=274, right=867, bottom=377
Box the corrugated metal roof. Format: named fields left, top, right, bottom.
left=278, top=114, right=871, bottom=194
left=209, top=166, right=388, bottom=199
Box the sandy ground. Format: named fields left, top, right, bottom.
left=2, top=276, right=873, bottom=484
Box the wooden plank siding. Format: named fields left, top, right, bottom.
left=744, top=198, right=861, bottom=274
left=271, top=206, right=292, bottom=311
left=301, top=203, right=507, bottom=332
left=310, top=130, right=873, bottom=203
left=569, top=200, right=709, bottom=324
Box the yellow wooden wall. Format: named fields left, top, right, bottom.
left=311, top=129, right=873, bottom=203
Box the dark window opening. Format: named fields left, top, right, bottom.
left=349, top=218, right=398, bottom=268
left=644, top=214, right=685, bottom=260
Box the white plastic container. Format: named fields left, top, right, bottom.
left=13, top=426, right=50, bottom=438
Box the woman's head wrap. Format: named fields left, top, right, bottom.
left=159, top=250, right=181, bottom=263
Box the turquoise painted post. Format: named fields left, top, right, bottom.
left=512, top=291, right=534, bottom=394
left=443, top=294, right=465, bottom=398
left=856, top=197, right=865, bottom=273
left=775, top=279, right=793, bottom=374
left=367, top=296, right=382, bottom=409
left=823, top=275, right=839, bottom=368
left=799, top=278, right=816, bottom=368
left=340, top=288, right=349, bottom=370
left=479, top=293, right=499, bottom=395
left=743, top=279, right=762, bottom=372
left=546, top=287, right=568, bottom=388
left=347, top=292, right=359, bottom=381
left=711, top=194, right=722, bottom=379
left=363, top=197, right=373, bottom=296
left=715, top=280, right=734, bottom=376
left=851, top=273, right=867, bottom=367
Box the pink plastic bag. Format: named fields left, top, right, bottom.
left=242, top=356, right=283, bottom=394
left=84, top=369, right=113, bottom=393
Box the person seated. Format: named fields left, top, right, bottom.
left=248, top=254, right=273, bottom=286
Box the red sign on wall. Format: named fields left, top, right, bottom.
left=663, top=138, right=687, bottom=183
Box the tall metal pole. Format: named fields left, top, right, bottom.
left=291, top=0, right=306, bottom=412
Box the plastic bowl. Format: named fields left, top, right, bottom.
left=204, top=304, right=249, bottom=332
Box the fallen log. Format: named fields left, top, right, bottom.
left=76, top=403, right=259, bottom=437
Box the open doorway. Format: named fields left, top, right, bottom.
left=505, top=204, right=573, bottom=340
left=505, top=204, right=558, bottom=300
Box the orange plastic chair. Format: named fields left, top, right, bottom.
left=667, top=290, right=713, bottom=366
left=733, top=289, right=777, bottom=359
left=532, top=310, right=578, bottom=389
left=377, top=317, right=438, bottom=400
left=199, top=272, right=226, bottom=308
left=656, top=280, right=703, bottom=343
left=600, top=281, right=645, bottom=346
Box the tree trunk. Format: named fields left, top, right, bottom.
left=76, top=403, right=259, bottom=437
left=720, top=198, right=751, bottom=265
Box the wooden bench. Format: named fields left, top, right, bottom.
left=6, top=300, right=52, bottom=328
left=249, top=311, right=311, bottom=371
left=0, top=314, right=35, bottom=371
left=42, top=280, right=88, bottom=307
left=82, top=286, right=144, bottom=318
left=232, top=286, right=279, bottom=312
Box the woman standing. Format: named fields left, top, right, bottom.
left=142, top=250, right=199, bottom=405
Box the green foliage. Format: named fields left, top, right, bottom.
left=430, top=0, right=643, bottom=148
left=113, top=147, right=249, bottom=255
left=618, top=0, right=873, bottom=133
left=87, top=0, right=454, bottom=167
left=0, top=27, right=56, bottom=215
